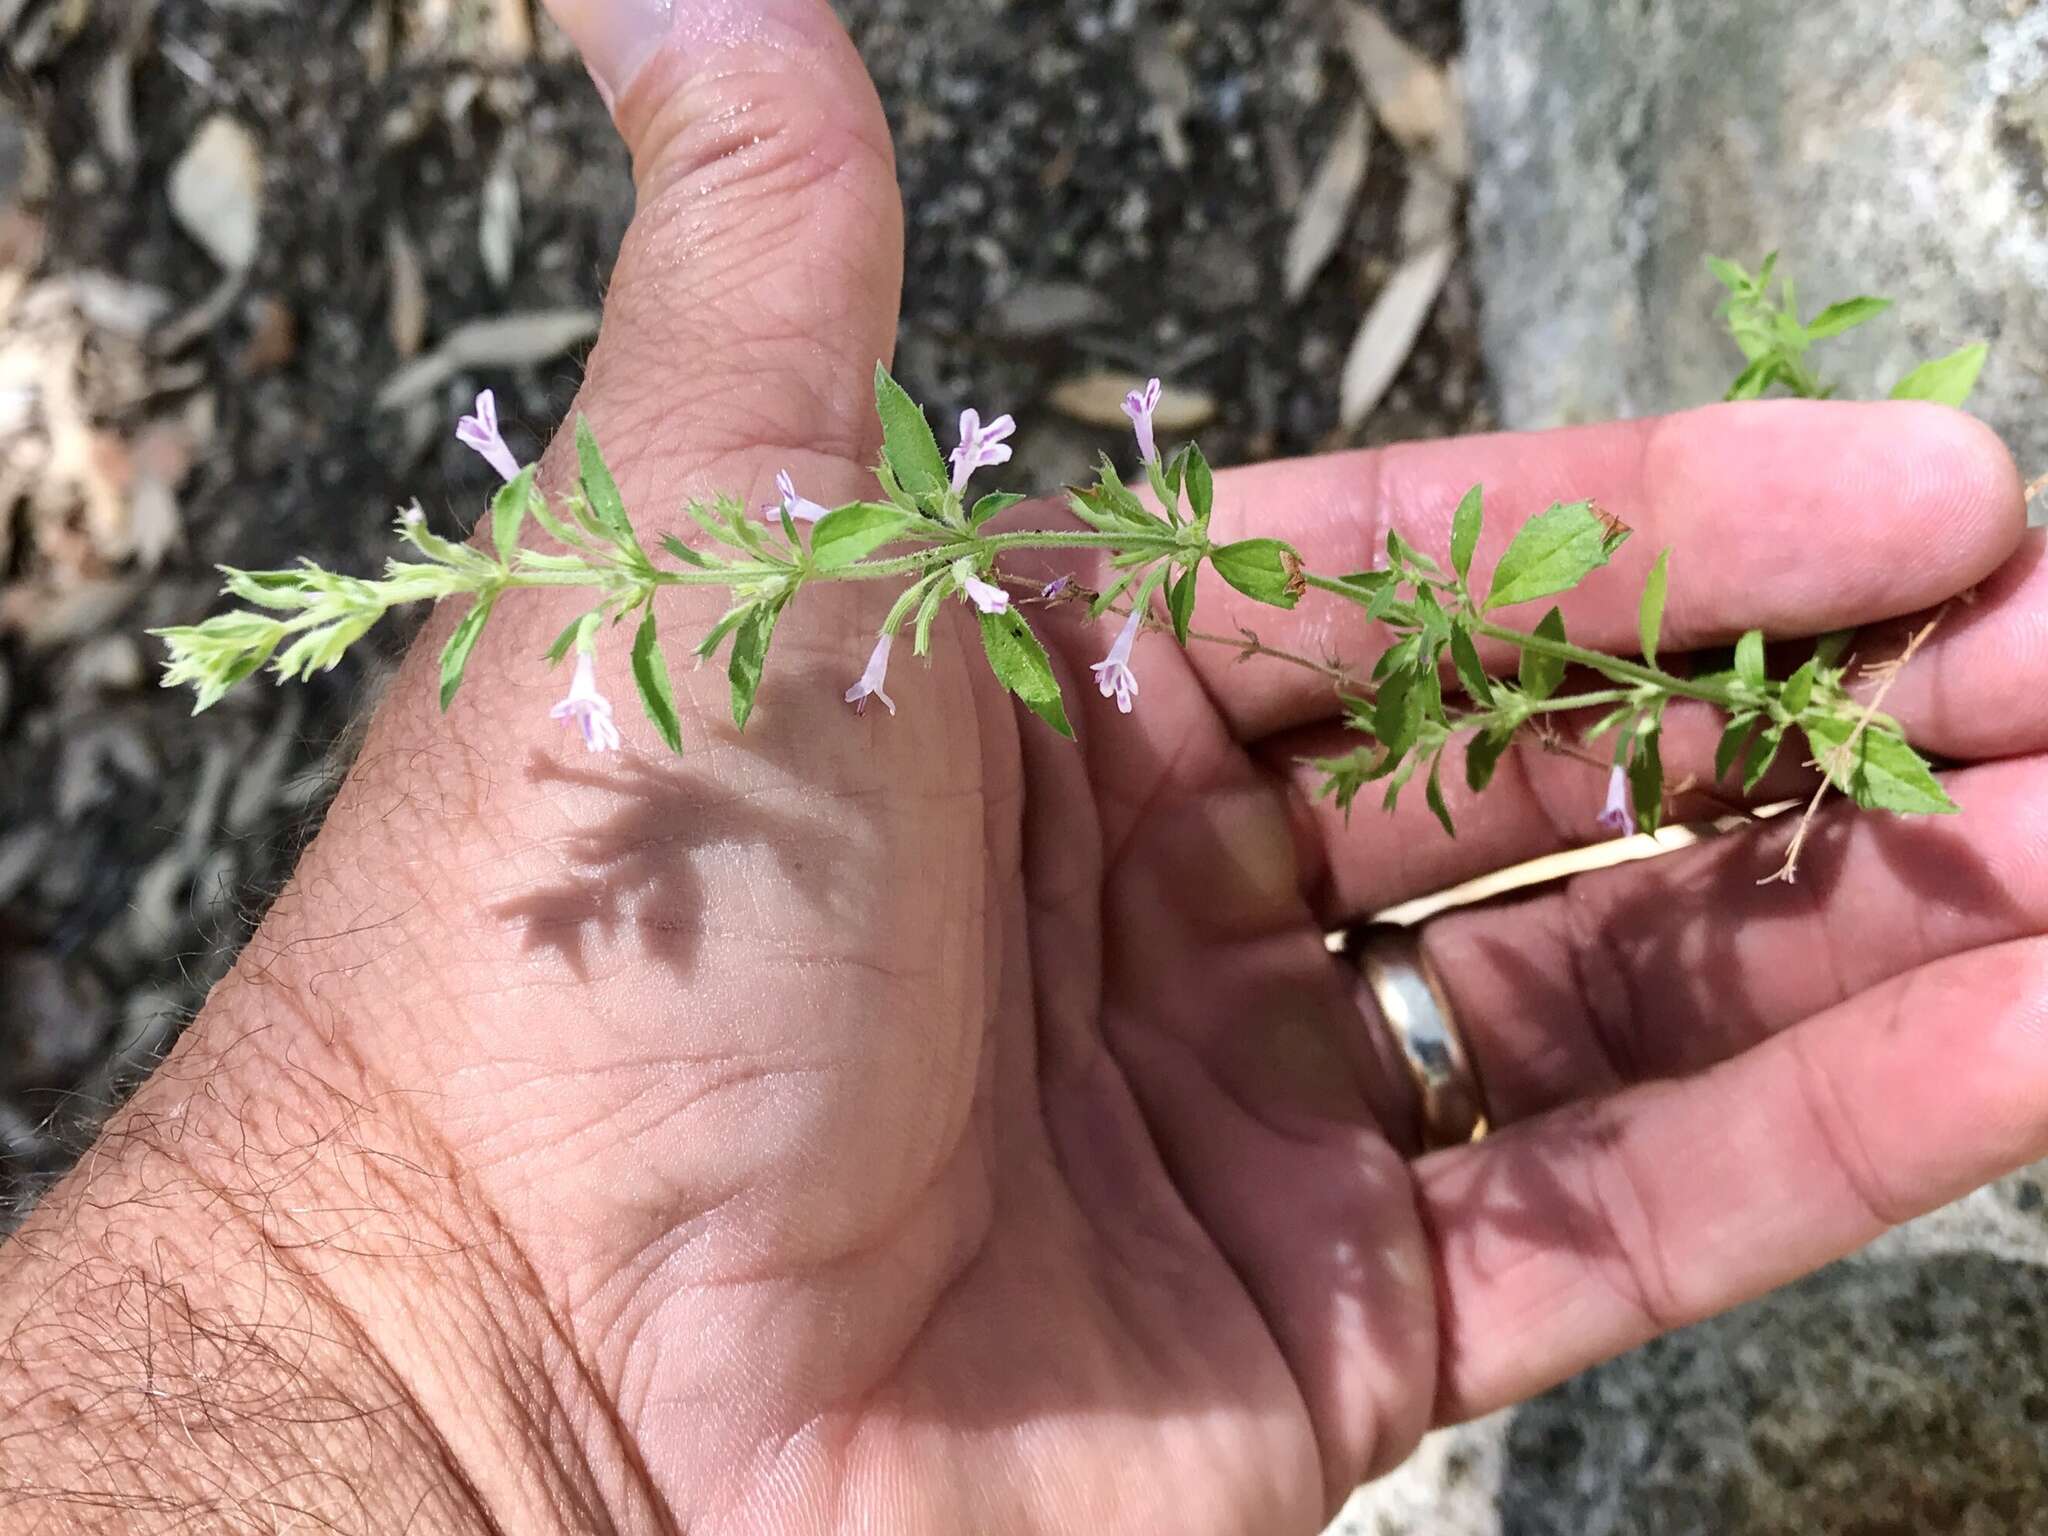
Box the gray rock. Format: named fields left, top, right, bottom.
left=1464, top=0, right=2048, bottom=468
left=1336, top=1167, right=2048, bottom=1533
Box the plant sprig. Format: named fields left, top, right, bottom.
left=156, top=262, right=1983, bottom=860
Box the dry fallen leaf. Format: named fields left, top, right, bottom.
left=1340, top=239, right=1455, bottom=428
left=1049, top=371, right=1218, bottom=433
left=493, top=0, right=535, bottom=59
left=1284, top=102, right=1373, bottom=302
left=479, top=144, right=521, bottom=291
left=235, top=294, right=296, bottom=374
left=1134, top=33, right=1196, bottom=172
left=376, top=309, right=600, bottom=408
left=168, top=114, right=263, bottom=273
left=385, top=217, right=428, bottom=357
left=1398, top=162, right=1458, bottom=252
left=1333, top=1, right=1469, bottom=182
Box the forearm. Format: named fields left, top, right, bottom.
left=0, top=982, right=634, bottom=1536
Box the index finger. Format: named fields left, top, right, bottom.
left=1192, top=400, right=2024, bottom=741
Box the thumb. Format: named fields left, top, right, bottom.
left=541, top=0, right=904, bottom=490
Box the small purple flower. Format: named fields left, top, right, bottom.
left=1090, top=608, right=1144, bottom=715
left=954, top=560, right=1011, bottom=616
left=456, top=389, right=521, bottom=484
left=1041, top=574, right=1075, bottom=602
left=845, top=633, right=897, bottom=717
left=768, top=469, right=832, bottom=526
left=1123, top=377, right=1163, bottom=464
left=551, top=651, right=622, bottom=753
left=1597, top=764, right=1636, bottom=838
left=950, top=407, right=1016, bottom=494
left=399, top=502, right=425, bottom=529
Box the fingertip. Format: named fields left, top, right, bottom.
left=1902, top=397, right=2029, bottom=552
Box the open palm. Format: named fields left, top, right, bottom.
left=199, top=5, right=2048, bottom=1532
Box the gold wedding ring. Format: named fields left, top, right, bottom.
left=1352, top=923, right=1489, bottom=1151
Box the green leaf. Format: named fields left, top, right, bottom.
left=1465, top=728, right=1512, bottom=794
left=1092, top=457, right=1153, bottom=526
left=1726, top=355, right=1783, bottom=402
left=1803, top=717, right=1957, bottom=815
left=438, top=593, right=497, bottom=712
left=544, top=611, right=603, bottom=667
left=694, top=604, right=751, bottom=663
left=1891, top=343, right=1988, bottom=409
left=1425, top=759, right=1456, bottom=838
left=1484, top=501, right=1624, bottom=612
left=1805, top=296, right=1892, bottom=340
left=809, top=503, right=912, bottom=570
left=1374, top=667, right=1424, bottom=758
left=1780, top=658, right=1817, bottom=717
left=1639, top=550, right=1670, bottom=668
left=1449, top=624, right=1493, bottom=705
left=1163, top=444, right=1192, bottom=506
left=630, top=608, right=684, bottom=753
left=1374, top=633, right=1422, bottom=682
left=575, top=418, right=634, bottom=547
left=1210, top=538, right=1301, bottom=609
left=1314, top=746, right=1377, bottom=817
left=1814, top=629, right=1856, bottom=669
left=1584, top=704, right=1636, bottom=745
left=1330, top=570, right=1398, bottom=603
left=978, top=608, right=1073, bottom=738
left=1387, top=528, right=1442, bottom=577
left=1518, top=607, right=1568, bottom=701
left=1735, top=629, right=1767, bottom=689
left=1706, top=254, right=1751, bottom=294
left=874, top=455, right=914, bottom=513
left=971, top=491, right=1026, bottom=528
left=1183, top=443, right=1215, bottom=527
left=1715, top=714, right=1757, bottom=784
left=727, top=603, right=781, bottom=731
left=1168, top=566, right=1198, bottom=646
left=873, top=363, right=948, bottom=500
left=1742, top=724, right=1785, bottom=792
left=1628, top=731, right=1665, bottom=835
left=1450, top=485, right=1483, bottom=582
left=490, top=467, right=537, bottom=564
left=658, top=533, right=710, bottom=570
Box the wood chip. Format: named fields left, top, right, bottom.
left=168, top=115, right=263, bottom=273
left=1134, top=34, right=1196, bottom=172
left=987, top=281, right=1116, bottom=340
left=235, top=293, right=296, bottom=374
left=493, top=0, right=535, bottom=59
left=1049, top=371, right=1218, bottom=434
left=479, top=145, right=521, bottom=291
left=375, top=308, right=599, bottom=409
left=1333, top=1, right=1469, bottom=182
left=1284, top=102, right=1373, bottom=302
left=385, top=217, right=427, bottom=357
left=1398, top=162, right=1458, bottom=252
left=1339, top=239, right=1455, bottom=429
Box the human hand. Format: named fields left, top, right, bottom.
left=4, top=3, right=2042, bottom=1533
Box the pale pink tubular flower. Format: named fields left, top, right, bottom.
left=1091, top=608, right=1144, bottom=714
left=954, top=559, right=1011, bottom=616
left=456, top=389, right=521, bottom=484
left=1597, top=764, right=1636, bottom=838
left=551, top=652, right=622, bottom=753
left=964, top=576, right=1011, bottom=615
left=1122, top=377, right=1163, bottom=464
left=769, top=469, right=832, bottom=525
left=845, top=633, right=897, bottom=716
left=950, top=408, right=1016, bottom=493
